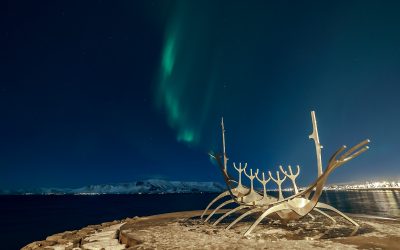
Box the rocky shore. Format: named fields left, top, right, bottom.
left=22, top=210, right=400, bottom=249
left=21, top=220, right=128, bottom=250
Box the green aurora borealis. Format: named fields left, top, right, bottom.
left=2, top=1, right=400, bottom=189
left=153, top=1, right=400, bottom=184
left=155, top=2, right=217, bottom=146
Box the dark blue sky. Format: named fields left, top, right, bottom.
left=1, top=1, right=399, bottom=190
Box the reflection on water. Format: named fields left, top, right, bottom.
left=277, top=190, right=400, bottom=218
left=321, top=190, right=400, bottom=218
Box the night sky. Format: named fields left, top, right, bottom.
left=1, top=1, right=399, bottom=190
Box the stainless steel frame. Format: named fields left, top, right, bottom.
left=203, top=111, right=370, bottom=235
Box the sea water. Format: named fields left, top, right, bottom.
left=1, top=190, right=399, bottom=250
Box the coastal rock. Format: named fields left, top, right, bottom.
left=46, top=235, right=63, bottom=242
left=23, top=210, right=400, bottom=250
left=22, top=220, right=124, bottom=250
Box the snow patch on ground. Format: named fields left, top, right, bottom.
left=82, top=223, right=125, bottom=250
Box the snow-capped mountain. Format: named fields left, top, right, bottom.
left=1, top=179, right=225, bottom=195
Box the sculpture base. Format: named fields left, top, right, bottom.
left=23, top=210, right=400, bottom=249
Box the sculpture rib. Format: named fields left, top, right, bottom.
left=307, top=213, right=315, bottom=220
left=213, top=205, right=247, bottom=226
left=244, top=203, right=290, bottom=236
left=315, top=202, right=359, bottom=227
left=226, top=207, right=262, bottom=230
left=313, top=207, right=336, bottom=223
left=204, top=199, right=236, bottom=223
left=201, top=191, right=230, bottom=219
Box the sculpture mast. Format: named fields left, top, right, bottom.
left=221, top=117, right=228, bottom=172
left=309, top=111, right=323, bottom=176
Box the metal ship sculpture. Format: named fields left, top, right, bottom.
left=203, top=111, right=370, bottom=236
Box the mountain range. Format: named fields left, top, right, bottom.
left=0, top=179, right=226, bottom=195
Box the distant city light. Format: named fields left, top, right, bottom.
left=267, top=181, right=400, bottom=192
left=323, top=181, right=400, bottom=191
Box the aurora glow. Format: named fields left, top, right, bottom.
left=1, top=1, right=400, bottom=190
left=156, top=28, right=197, bottom=144
left=155, top=2, right=217, bottom=146
left=152, top=1, right=400, bottom=185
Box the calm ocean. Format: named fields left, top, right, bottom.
left=1, top=190, right=399, bottom=250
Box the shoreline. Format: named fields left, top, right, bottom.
left=21, top=210, right=226, bottom=250
left=22, top=210, right=400, bottom=249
